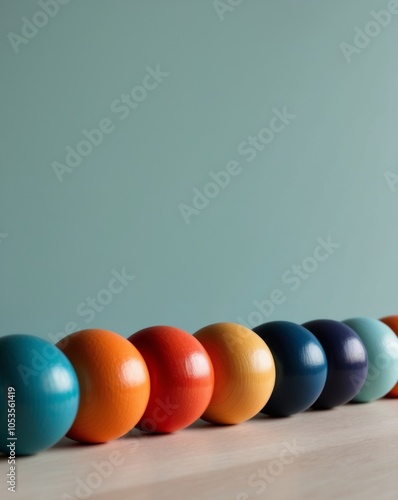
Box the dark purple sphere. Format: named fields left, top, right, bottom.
left=302, top=319, right=368, bottom=409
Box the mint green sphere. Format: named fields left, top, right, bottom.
left=343, top=318, right=398, bottom=402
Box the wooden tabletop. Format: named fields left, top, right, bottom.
left=1, top=399, right=397, bottom=500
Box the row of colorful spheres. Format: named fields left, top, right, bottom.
left=1, top=317, right=398, bottom=457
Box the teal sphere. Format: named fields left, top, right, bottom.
left=342, top=318, right=398, bottom=403
left=0, top=334, right=80, bottom=455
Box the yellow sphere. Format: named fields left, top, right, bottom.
left=194, top=322, right=275, bottom=424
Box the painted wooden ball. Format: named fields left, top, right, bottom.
left=343, top=317, right=398, bottom=402
left=193, top=322, right=275, bottom=424
left=302, top=319, right=368, bottom=408
left=253, top=321, right=327, bottom=417
left=128, top=325, right=214, bottom=433
left=0, top=334, right=79, bottom=456
left=57, top=329, right=150, bottom=443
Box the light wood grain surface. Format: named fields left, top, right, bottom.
left=1, top=399, right=397, bottom=500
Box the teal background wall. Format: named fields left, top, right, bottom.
left=1, top=0, right=398, bottom=341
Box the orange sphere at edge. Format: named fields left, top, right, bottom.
left=57, top=328, right=150, bottom=443
left=379, top=315, right=398, bottom=397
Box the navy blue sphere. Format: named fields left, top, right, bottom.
left=302, top=319, right=368, bottom=408
left=0, top=334, right=80, bottom=456
left=252, top=321, right=327, bottom=417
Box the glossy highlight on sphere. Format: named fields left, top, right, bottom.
left=303, top=319, right=368, bottom=408
left=58, top=329, right=150, bottom=443
left=253, top=321, right=327, bottom=417
left=343, top=317, right=398, bottom=402
left=193, top=322, right=276, bottom=424
left=379, top=315, right=398, bottom=397
left=128, top=325, right=214, bottom=433
left=0, top=334, right=79, bottom=456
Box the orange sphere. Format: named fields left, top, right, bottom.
left=379, top=315, right=398, bottom=397
left=128, top=326, right=214, bottom=433
left=57, top=329, right=150, bottom=443
left=194, top=322, right=276, bottom=424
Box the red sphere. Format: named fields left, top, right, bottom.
left=128, top=326, right=214, bottom=433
